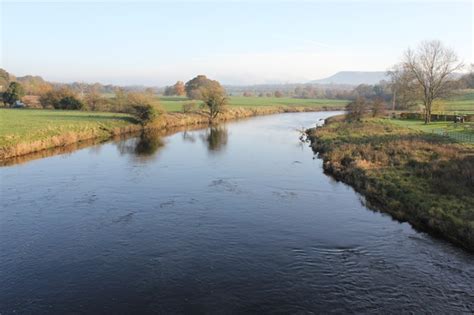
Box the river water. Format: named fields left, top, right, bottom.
left=1, top=112, right=473, bottom=313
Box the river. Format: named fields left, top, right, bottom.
left=0, top=112, right=473, bottom=313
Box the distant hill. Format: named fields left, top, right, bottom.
left=311, top=71, right=389, bottom=85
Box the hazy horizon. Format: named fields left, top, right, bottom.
left=1, top=0, right=472, bottom=86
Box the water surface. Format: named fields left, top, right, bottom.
left=1, top=112, right=473, bottom=313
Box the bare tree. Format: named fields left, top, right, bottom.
left=401, top=40, right=463, bottom=123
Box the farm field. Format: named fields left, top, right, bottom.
left=158, top=96, right=349, bottom=112
left=388, top=119, right=474, bottom=144
left=0, top=109, right=136, bottom=148
left=434, top=89, right=474, bottom=114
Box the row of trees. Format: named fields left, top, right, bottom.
left=2, top=72, right=229, bottom=124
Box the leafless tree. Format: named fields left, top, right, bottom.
left=401, top=40, right=463, bottom=123
left=388, top=65, right=421, bottom=111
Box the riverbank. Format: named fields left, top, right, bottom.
left=0, top=105, right=343, bottom=161
left=307, top=117, right=474, bottom=251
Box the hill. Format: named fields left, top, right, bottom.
left=311, top=71, right=388, bottom=85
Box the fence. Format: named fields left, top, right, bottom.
left=432, top=129, right=474, bottom=144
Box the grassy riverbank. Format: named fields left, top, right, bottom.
left=0, top=109, right=142, bottom=160
left=0, top=105, right=341, bottom=160
left=307, top=118, right=474, bottom=251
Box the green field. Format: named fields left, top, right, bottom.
left=0, top=109, right=136, bottom=148
left=159, top=96, right=348, bottom=112
left=433, top=89, right=474, bottom=114
left=388, top=119, right=474, bottom=143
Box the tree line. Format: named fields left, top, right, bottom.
left=0, top=72, right=229, bottom=125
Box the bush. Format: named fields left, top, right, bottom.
left=182, top=102, right=197, bottom=113
left=40, top=88, right=78, bottom=109
left=56, top=96, right=84, bottom=110
left=346, top=96, right=367, bottom=121
left=132, top=104, right=158, bottom=125
left=371, top=97, right=386, bottom=117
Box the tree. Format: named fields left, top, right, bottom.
left=113, top=87, right=128, bottom=112
left=185, top=75, right=224, bottom=99
left=458, top=64, right=474, bottom=89
left=39, top=87, right=77, bottom=109
left=0, top=69, right=10, bottom=92
left=131, top=104, right=157, bottom=126
left=58, top=96, right=84, bottom=110
left=200, top=85, right=227, bottom=122
left=2, top=82, right=25, bottom=106
left=274, top=90, right=284, bottom=98
left=400, top=40, right=463, bottom=124
left=174, top=81, right=185, bottom=96
left=84, top=89, right=105, bottom=111
left=388, top=65, right=421, bottom=110
left=346, top=96, right=367, bottom=121
left=127, top=92, right=161, bottom=125
left=164, top=81, right=186, bottom=96
left=371, top=97, right=386, bottom=117
left=17, top=75, right=53, bottom=95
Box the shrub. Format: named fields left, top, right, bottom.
left=346, top=96, right=367, bottom=121
left=57, top=96, right=84, bottom=110
left=40, top=88, right=78, bottom=109
left=182, top=102, right=197, bottom=113
left=132, top=104, right=158, bottom=125
left=371, top=97, right=386, bottom=117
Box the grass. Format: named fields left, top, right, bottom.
left=439, top=89, right=474, bottom=114
left=388, top=119, right=474, bottom=143
left=0, top=108, right=137, bottom=148
left=307, top=118, right=474, bottom=251
left=158, top=96, right=348, bottom=112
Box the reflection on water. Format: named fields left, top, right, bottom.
left=1, top=124, right=210, bottom=167
left=117, top=129, right=165, bottom=161
left=1, top=112, right=473, bottom=314
left=201, top=125, right=228, bottom=153
left=0, top=137, right=107, bottom=167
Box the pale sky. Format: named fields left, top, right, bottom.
left=1, top=0, right=472, bottom=86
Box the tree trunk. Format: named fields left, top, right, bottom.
left=392, top=90, right=396, bottom=111
left=425, top=102, right=431, bottom=124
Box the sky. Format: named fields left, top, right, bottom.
left=1, top=0, right=472, bottom=86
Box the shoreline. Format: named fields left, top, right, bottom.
left=306, top=117, right=474, bottom=252
left=0, top=105, right=343, bottom=163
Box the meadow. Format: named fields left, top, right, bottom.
left=389, top=119, right=474, bottom=144
left=438, top=89, right=474, bottom=114
left=158, top=96, right=348, bottom=112
left=0, top=109, right=137, bottom=149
